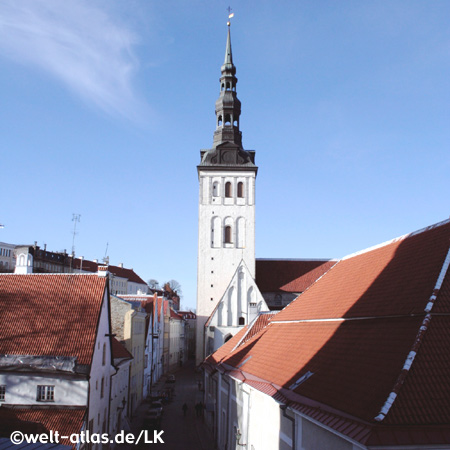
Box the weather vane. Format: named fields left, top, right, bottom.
left=227, top=6, right=234, bottom=26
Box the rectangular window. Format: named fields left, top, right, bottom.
left=37, top=385, right=54, bottom=402
left=100, top=377, right=104, bottom=398
left=0, top=385, right=6, bottom=401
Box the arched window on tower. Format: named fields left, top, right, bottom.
left=224, top=114, right=231, bottom=126
left=239, top=317, right=245, bottom=325
left=225, top=182, right=232, bottom=198
left=226, top=82, right=230, bottom=90
left=237, top=182, right=244, bottom=198
left=218, top=116, right=222, bottom=126
left=224, top=225, right=232, bottom=244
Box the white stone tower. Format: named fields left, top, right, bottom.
left=196, top=24, right=258, bottom=363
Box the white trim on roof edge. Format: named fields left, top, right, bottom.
left=342, top=218, right=450, bottom=261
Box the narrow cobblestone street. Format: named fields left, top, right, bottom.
left=129, top=361, right=215, bottom=449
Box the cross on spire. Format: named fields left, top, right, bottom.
left=227, top=6, right=234, bottom=26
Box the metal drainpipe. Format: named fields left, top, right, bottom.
left=281, top=404, right=296, bottom=450
left=222, top=375, right=231, bottom=450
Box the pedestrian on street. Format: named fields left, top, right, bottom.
left=182, top=402, right=188, bottom=417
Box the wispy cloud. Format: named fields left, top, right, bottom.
left=0, top=0, right=148, bottom=122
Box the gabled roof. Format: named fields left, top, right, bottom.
left=255, top=259, right=335, bottom=293
left=111, top=337, right=133, bottom=361
left=106, top=266, right=146, bottom=285
left=70, top=259, right=146, bottom=285
left=207, top=219, right=450, bottom=445
left=0, top=274, right=107, bottom=365
left=238, top=312, right=278, bottom=346
left=170, top=308, right=182, bottom=320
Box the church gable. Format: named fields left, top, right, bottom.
left=205, top=261, right=269, bottom=355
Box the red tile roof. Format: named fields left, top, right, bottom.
left=70, top=259, right=147, bottom=285
left=170, top=308, right=182, bottom=320
left=239, top=312, right=278, bottom=346
left=207, top=219, right=450, bottom=445
left=256, top=259, right=335, bottom=293
left=106, top=265, right=146, bottom=285
left=0, top=407, right=86, bottom=447
left=0, top=274, right=107, bottom=365
left=274, top=220, right=450, bottom=321
left=111, top=337, right=133, bottom=360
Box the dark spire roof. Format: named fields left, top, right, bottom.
left=223, top=25, right=234, bottom=69
left=198, top=24, right=257, bottom=173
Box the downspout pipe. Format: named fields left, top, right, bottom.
left=280, top=403, right=296, bottom=450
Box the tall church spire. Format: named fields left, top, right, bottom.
left=198, top=24, right=256, bottom=170
left=213, top=23, right=242, bottom=148
left=196, top=22, right=257, bottom=364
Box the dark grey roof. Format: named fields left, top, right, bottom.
left=0, top=355, right=76, bottom=373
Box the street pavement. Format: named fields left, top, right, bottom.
left=129, top=361, right=216, bottom=449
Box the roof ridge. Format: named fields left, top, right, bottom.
left=256, top=258, right=335, bottom=262
left=233, top=311, right=277, bottom=350
left=342, top=218, right=450, bottom=261
left=271, top=260, right=340, bottom=321
left=0, top=273, right=97, bottom=276
left=374, top=244, right=450, bottom=422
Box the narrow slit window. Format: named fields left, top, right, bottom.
left=225, top=182, right=232, bottom=198
left=225, top=226, right=232, bottom=244
left=237, top=182, right=244, bottom=198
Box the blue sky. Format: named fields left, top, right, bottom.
left=1, top=1, right=449, bottom=309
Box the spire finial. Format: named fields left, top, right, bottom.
left=227, top=6, right=234, bottom=26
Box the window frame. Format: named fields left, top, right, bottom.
left=37, top=385, right=55, bottom=402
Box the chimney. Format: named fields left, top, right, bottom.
left=119, top=263, right=124, bottom=268
left=98, top=266, right=109, bottom=277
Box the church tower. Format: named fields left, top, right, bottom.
left=196, top=24, right=258, bottom=363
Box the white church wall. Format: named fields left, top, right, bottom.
left=197, top=170, right=256, bottom=363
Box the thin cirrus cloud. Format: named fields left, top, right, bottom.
left=0, top=0, right=148, bottom=122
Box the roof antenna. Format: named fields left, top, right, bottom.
left=103, top=242, right=109, bottom=265
left=70, top=214, right=81, bottom=271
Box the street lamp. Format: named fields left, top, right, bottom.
left=236, top=429, right=246, bottom=447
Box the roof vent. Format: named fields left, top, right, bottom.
left=289, top=371, right=314, bottom=390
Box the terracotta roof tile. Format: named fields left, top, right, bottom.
left=111, top=337, right=133, bottom=360
left=0, top=408, right=85, bottom=447
left=275, top=220, right=450, bottom=321
left=208, top=219, right=450, bottom=443
left=239, top=312, right=277, bottom=346
left=0, top=274, right=106, bottom=365
left=255, top=259, right=335, bottom=293
left=106, top=266, right=146, bottom=285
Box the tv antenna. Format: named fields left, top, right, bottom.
left=71, top=214, right=81, bottom=257
left=102, top=242, right=109, bottom=265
